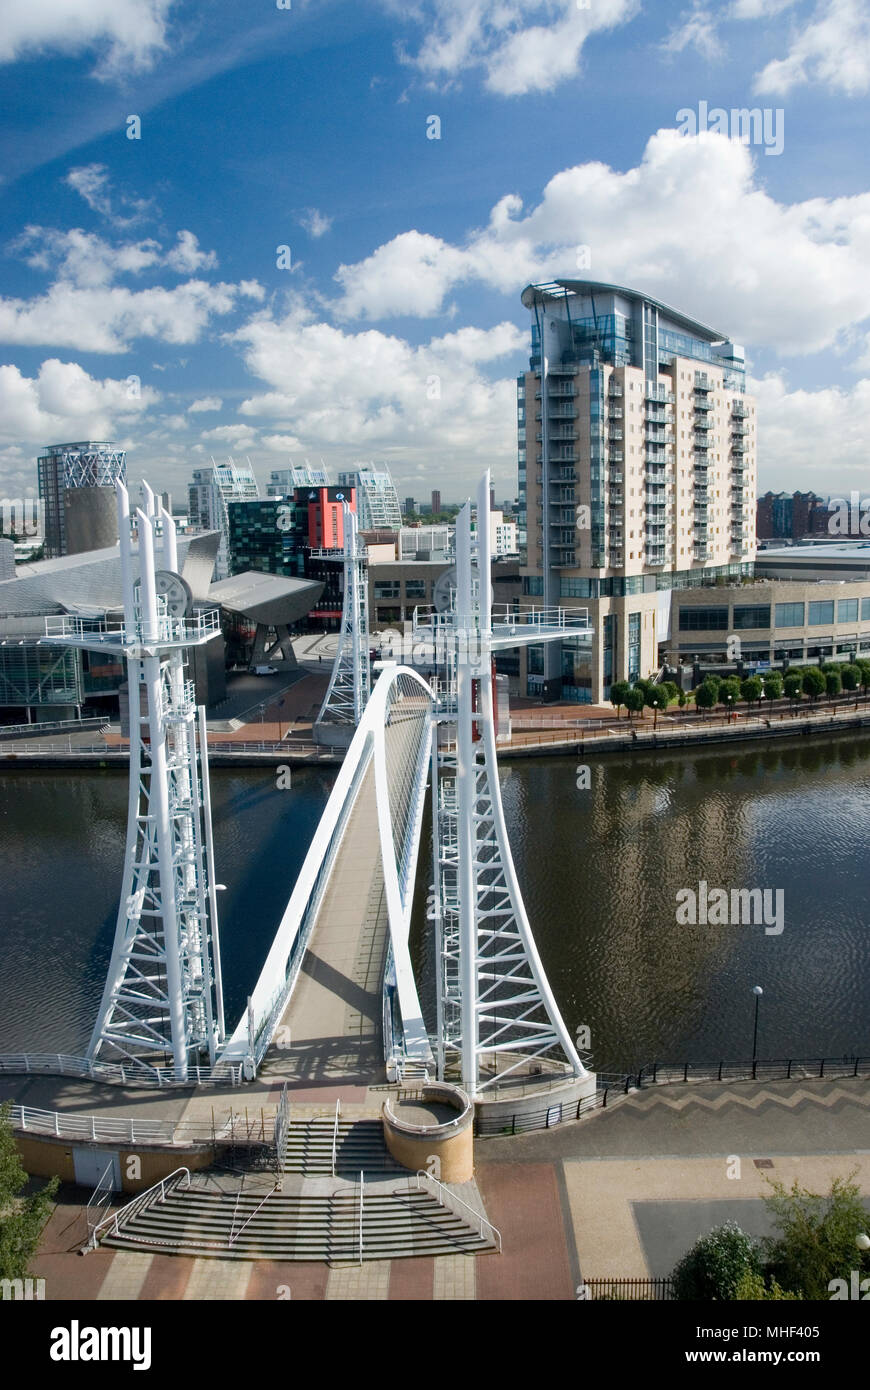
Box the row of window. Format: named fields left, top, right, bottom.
left=678, top=598, right=870, bottom=631
left=373, top=580, right=428, bottom=600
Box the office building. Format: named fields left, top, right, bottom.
left=404, top=496, right=415, bottom=516
left=519, top=280, right=757, bottom=702
left=337, top=466, right=402, bottom=530
left=189, top=460, right=259, bottom=579
left=37, top=441, right=126, bottom=558
left=431, top=489, right=442, bottom=515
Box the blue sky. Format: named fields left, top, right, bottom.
left=1, top=0, right=870, bottom=505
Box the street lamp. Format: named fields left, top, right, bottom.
left=726, top=693, right=733, bottom=724
left=653, top=700, right=659, bottom=730
left=857, top=1232, right=870, bottom=1252
left=751, top=985, right=763, bottom=1067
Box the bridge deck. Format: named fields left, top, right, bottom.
left=258, top=763, right=391, bottom=1091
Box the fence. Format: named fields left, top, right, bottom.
left=7, top=1103, right=277, bottom=1148
left=581, top=1277, right=674, bottom=1302
left=0, top=1053, right=241, bottom=1087
left=474, top=1054, right=869, bottom=1136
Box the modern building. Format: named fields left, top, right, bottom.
left=489, top=511, right=519, bottom=558
left=37, top=441, right=126, bottom=559
left=0, top=539, right=14, bottom=581
left=756, top=490, right=828, bottom=541
left=431, top=489, right=442, bottom=515
left=399, top=525, right=452, bottom=562
left=519, top=280, right=757, bottom=702
left=189, top=460, right=259, bottom=579
left=404, top=496, right=415, bottom=516
left=337, top=466, right=402, bottom=530
left=267, top=464, right=331, bottom=496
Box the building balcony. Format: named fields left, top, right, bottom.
left=609, top=450, right=624, bottom=463
left=608, top=383, right=623, bottom=397
left=646, top=384, right=675, bottom=403
left=549, top=405, right=578, bottom=420
left=694, top=372, right=713, bottom=391
left=694, top=546, right=710, bottom=560
left=548, top=361, right=578, bottom=375
left=646, top=552, right=667, bottom=566
left=608, top=430, right=624, bottom=442
left=732, top=402, right=748, bottom=418
left=693, top=397, right=714, bottom=411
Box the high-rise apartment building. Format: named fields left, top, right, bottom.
left=519, top=280, right=757, bottom=703
left=188, top=459, right=259, bottom=579
left=37, top=441, right=126, bottom=558
left=431, top=489, right=442, bottom=515
left=337, top=466, right=402, bottom=530
left=267, top=464, right=331, bottom=496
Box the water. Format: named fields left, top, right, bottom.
left=2, top=734, right=870, bottom=1070
left=0, top=765, right=333, bottom=1053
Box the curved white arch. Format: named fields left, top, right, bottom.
left=219, top=663, right=434, bottom=1074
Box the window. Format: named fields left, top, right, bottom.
left=404, top=580, right=426, bottom=599
left=775, top=602, right=804, bottom=628
left=808, top=600, right=834, bottom=626
left=862, top=597, right=870, bottom=621
left=374, top=582, right=400, bottom=600
left=628, top=612, right=641, bottom=682
left=678, top=606, right=729, bottom=631
left=523, top=576, right=544, bottom=596
left=733, top=605, right=771, bottom=630
left=838, top=598, right=859, bottom=623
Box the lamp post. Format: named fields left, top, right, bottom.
left=751, top=985, right=763, bottom=1071
left=653, top=700, right=659, bottom=731
left=726, top=693, right=733, bottom=724
left=857, top=1232, right=870, bottom=1253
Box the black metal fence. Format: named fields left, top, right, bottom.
left=580, top=1277, right=674, bottom=1302
left=474, top=1054, right=869, bottom=1137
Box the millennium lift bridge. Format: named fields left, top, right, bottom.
left=16, top=471, right=595, bottom=1118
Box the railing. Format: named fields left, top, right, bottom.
left=0, top=1053, right=241, bottom=1087
left=228, top=1180, right=281, bottom=1246
left=414, top=1170, right=502, bottom=1253
left=358, top=1171, right=364, bottom=1265
left=44, top=610, right=221, bottom=646
left=0, top=717, right=106, bottom=741
left=581, top=1277, right=674, bottom=1302
left=87, top=1168, right=191, bottom=1251
left=6, top=1103, right=277, bottom=1147
left=332, top=1098, right=341, bottom=1177
left=86, top=1161, right=116, bottom=1238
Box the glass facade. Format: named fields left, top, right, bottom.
left=679, top=607, right=729, bottom=631
left=808, top=600, right=835, bottom=626
left=628, top=612, right=641, bottom=682
left=775, top=601, right=805, bottom=627
left=733, top=605, right=771, bottom=630
left=838, top=598, right=859, bottom=623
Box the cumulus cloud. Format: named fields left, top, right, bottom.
left=0, top=358, right=158, bottom=446
left=662, top=3, right=723, bottom=60
left=0, top=280, right=244, bottom=352
left=752, top=372, right=870, bottom=489
left=330, top=130, right=870, bottom=361
left=223, top=300, right=524, bottom=491
left=753, top=0, right=870, bottom=96
left=390, top=0, right=640, bottom=96
left=188, top=396, right=222, bottom=413
left=10, top=226, right=217, bottom=288
left=0, top=0, right=176, bottom=77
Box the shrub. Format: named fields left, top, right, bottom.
left=671, top=1221, right=762, bottom=1301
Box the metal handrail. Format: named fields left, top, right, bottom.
left=413, top=1170, right=502, bottom=1253
left=331, top=1098, right=341, bottom=1178
left=0, top=1052, right=240, bottom=1087
left=228, top=1181, right=280, bottom=1247
left=358, top=1171, right=364, bottom=1265
left=87, top=1167, right=191, bottom=1250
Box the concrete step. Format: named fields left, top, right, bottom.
left=282, top=1119, right=404, bottom=1175
left=101, top=1186, right=493, bottom=1261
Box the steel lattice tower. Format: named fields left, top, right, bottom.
left=44, top=483, right=225, bottom=1080
left=424, top=472, right=592, bottom=1098
left=314, top=500, right=370, bottom=730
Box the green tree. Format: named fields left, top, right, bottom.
left=825, top=671, right=842, bottom=701
left=633, top=678, right=654, bottom=701
left=761, top=1173, right=870, bottom=1301
left=623, top=687, right=644, bottom=721
left=718, top=676, right=741, bottom=712
left=609, top=680, right=630, bottom=718
left=694, top=680, right=718, bottom=718
left=677, top=688, right=688, bottom=709
left=671, top=1221, right=762, bottom=1301
left=659, top=680, right=680, bottom=706
left=784, top=672, right=803, bottom=706
left=840, top=663, right=860, bottom=693
left=732, top=1270, right=802, bottom=1301
left=858, top=661, right=870, bottom=694
left=762, top=671, right=783, bottom=702
left=0, top=1102, right=58, bottom=1285
left=740, top=675, right=763, bottom=710
left=802, top=668, right=826, bottom=703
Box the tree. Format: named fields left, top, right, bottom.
left=784, top=672, right=803, bottom=706
left=0, top=1102, right=58, bottom=1285
left=763, top=671, right=783, bottom=702
left=677, top=688, right=688, bottom=710
left=718, top=676, right=741, bottom=712
left=840, top=663, right=860, bottom=693
left=623, top=687, right=644, bottom=721
left=633, top=678, right=654, bottom=701
left=857, top=661, right=870, bottom=697
left=761, top=1173, right=870, bottom=1301
left=825, top=670, right=842, bottom=701
left=610, top=680, right=630, bottom=718
left=802, top=667, right=826, bottom=703
left=740, top=675, right=763, bottom=711
left=694, top=680, right=718, bottom=719
left=732, top=1270, right=801, bottom=1301
left=671, top=1221, right=762, bottom=1301
left=659, top=680, right=680, bottom=705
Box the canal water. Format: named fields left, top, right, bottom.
left=2, top=733, right=869, bottom=1070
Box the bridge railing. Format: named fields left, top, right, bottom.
left=0, top=1053, right=241, bottom=1088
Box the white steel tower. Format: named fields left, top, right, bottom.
left=421, top=472, right=592, bottom=1098
left=43, top=483, right=225, bottom=1080
left=314, top=500, right=370, bottom=734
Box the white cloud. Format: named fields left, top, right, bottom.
left=753, top=0, right=870, bottom=96
left=731, top=0, right=798, bottom=17
left=200, top=423, right=259, bottom=450
left=0, top=358, right=158, bottom=446
left=164, top=230, right=219, bottom=275
left=65, top=165, right=153, bottom=226
left=0, top=0, right=176, bottom=76
left=330, top=131, right=870, bottom=360
left=751, top=371, right=870, bottom=489
left=11, top=226, right=217, bottom=288
left=0, top=279, right=243, bottom=352
left=390, top=0, right=640, bottom=96
left=188, top=396, right=223, bottom=413
left=225, top=301, right=525, bottom=491
left=662, top=3, right=722, bottom=60
left=298, top=208, right=333, bottom=239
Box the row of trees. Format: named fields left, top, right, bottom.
left=610, top=661, right=870, bottom=720
left=0, top=1102, right=57, bottom=1286
left=671, top=1174, right=869, bottom=1301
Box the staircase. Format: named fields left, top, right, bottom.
left=100, top=1177, right=495, bottom=1262
left=282, top=1118, right=404, bottom=1175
